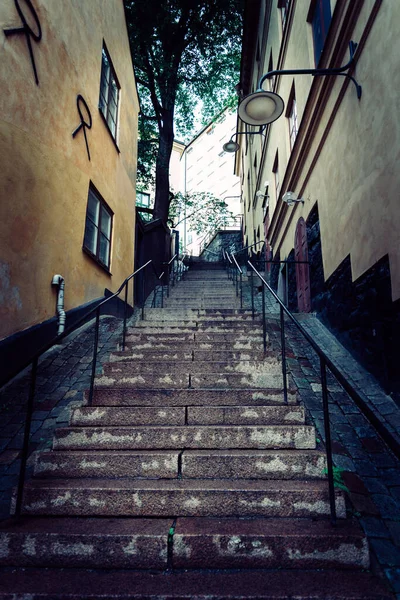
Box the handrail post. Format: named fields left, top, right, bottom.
left=122, top=281, right=128, bottom=351
left=262, top=283, right=267, bottom=352
left=280, top=305, right=288, bottom=404
left=250, top=269, right=255, bottom=319
left=161, top=277, right=164, bottom=308
left=141, top=271, right=145, bottom=320
left=88, top=307, right=100, bottom=407
left=240, top=272, right=243, bottom=309
left=320, top=357, right=337, bottom=525
left=15, top=356, right=38, bottom=518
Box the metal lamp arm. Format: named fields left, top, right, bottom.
left=258, top=41, right=361, bottom=99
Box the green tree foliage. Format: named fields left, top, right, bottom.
left=125, top=0, right=243, bottom=223
left=168, top=191, right=235, bottom=238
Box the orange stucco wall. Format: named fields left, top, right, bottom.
left=0, top=0, right=139, bottom=340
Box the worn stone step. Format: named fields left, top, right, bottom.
left=0, top=517, right=170, bottom=569
left=143, top=309, right=256, bottom=320
left=96, top=370, right=287, bottom=389
left=181, top=449, right=325, bottom=479
left=19, top=479, right=345, bottom=518
left=113, top=350, right=269, bottom=362
left=70, top=406, right=186, bottom=426
left=88, top=387, right=298, bottom=407
left=172, top=517, right=368, bottom=570
left=0, top=568, right=391, bottom=599
left=70, top=405, right=304, bottom=427
left=53, top=424, right=316, bottom=450
left=35, top=450, right=180, bottom=479
left=123, top=340, right=267, bottom=352
left=0, top=517, right=368, bottom=571
left=135, top=320, right=263, bottom=328
left=103, top=359, right=281, bottom=376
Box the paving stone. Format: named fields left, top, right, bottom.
left=353, top=459, right=379, bottom=477
left=370, top=539, right=400, bottom=567
left=360, top=517, right=391, bottom=539
left=371, top=494, right=400, bottom=519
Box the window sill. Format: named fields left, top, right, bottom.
left=98, top=108, right=121, bottom=154
left=82, top=246, right=112, bottom=276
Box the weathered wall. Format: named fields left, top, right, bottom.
left=238, top=0, right=400, bottom=390
left=0, top=0, right=139, bottom=341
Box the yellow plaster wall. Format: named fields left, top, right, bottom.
left=0, top=0, right=139, bottom=340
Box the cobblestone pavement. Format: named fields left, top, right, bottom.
left=0, top=314, right=132, bottom=519
left=239, top=271, right=400, bottom=597
left=0, top=274, right=399, bottom=596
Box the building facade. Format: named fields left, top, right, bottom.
left=179, top=108, right=242, bottom=256
left=237, top=0, right=400, bottom=391
left=0, top=0, right=139, bottom=382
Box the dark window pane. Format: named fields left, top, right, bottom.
left=100, top=206, right=112, bottom=238
left=84, top=219, right=98, bottom=255
left=87, top=191, right=100, bottom=224
left=99, top=234, right=110, bottom=267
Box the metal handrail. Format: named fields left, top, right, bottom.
left=247, top=261, right=337, bottom=525
left=13, top=259, right=155, bottom=518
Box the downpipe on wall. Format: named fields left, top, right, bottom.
left=51, top=274, right=66, bottom=335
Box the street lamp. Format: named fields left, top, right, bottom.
left=222, top=128, right=266, bottom=153
left=238, top=41, right=362, bottom=127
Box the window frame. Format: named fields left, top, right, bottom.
left=273, top=151, right=280, bottom=201
left=99, top=42, right=121, bottom=146
left=83, top=183, right=113, bottom=273
left=286, top=86, right=299, bottom=151
left=307, top=0, right=332, bottom=65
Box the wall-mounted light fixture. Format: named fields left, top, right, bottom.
left=282, top=191, right=304, bottom=206
left=256, top=190, right=269, bottom=199
left=238, top=41, right=362, bottom=127
left=222, top=128, right=266, bottom=153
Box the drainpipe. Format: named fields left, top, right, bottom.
left=51, top=274, right=66, bottom=335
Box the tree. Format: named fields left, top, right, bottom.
left=168, top=191, right=235, bottom=238
left=124, top=0, right=243, bottom=225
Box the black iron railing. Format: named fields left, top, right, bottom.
left=10, top=256, right=187, bottom=518
left=224, top=253, right=337, bottom=525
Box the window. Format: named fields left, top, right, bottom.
left=278, top=0, right=291, bottom=29
left=83, top=184, right=113, bottom=271
left=136, top=191, right=151, bottom=208
left=287, top=87, right=298, bottom=150
left=99, top=45, right=120, bottom=140
left=309, top=0, right=332, bottom=65
left=273, top=151, right=280, bottom=200
left=267, top=51, right=274, bottom=92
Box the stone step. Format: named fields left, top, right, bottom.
left=0, top=517, right=368, bottom=571
left=19, top=479, right=345, bottom=518
left=172, top=518, right=368, bottom=570
left=0, top=517, right=170, bottom=569
left=0, top=568, right=391, bottom=599
left=143, top=309, right=256, bottom=320
left=96, top=371, right=287, bottom=389
left=134, top=320, right=263, bottom=329
left=34, top=449, right=325, bottom=480
left=88, top=387, right=298, bottom=406
left=103, top=359, right=281, bottom=376
left=70, top=405, right=305, bottom=427
left=181, top=449, right=326, bottom=479
left=53, top=424, right=316, bottom=450
left=35, top=450, right=180, bottom=479
left=113, top=350, right=269, bottom=361
left=123, top=339, right=266, bottom=352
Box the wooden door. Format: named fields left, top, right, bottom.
left=295, top=218, right=311, bottom=312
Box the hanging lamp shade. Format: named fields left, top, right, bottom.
left=238, top=90, right=285, bottom=126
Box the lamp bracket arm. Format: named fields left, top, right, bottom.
left=258, top=41, right=360, bottom=96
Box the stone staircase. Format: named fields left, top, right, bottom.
left=0, top=266, right=393, bottom=598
